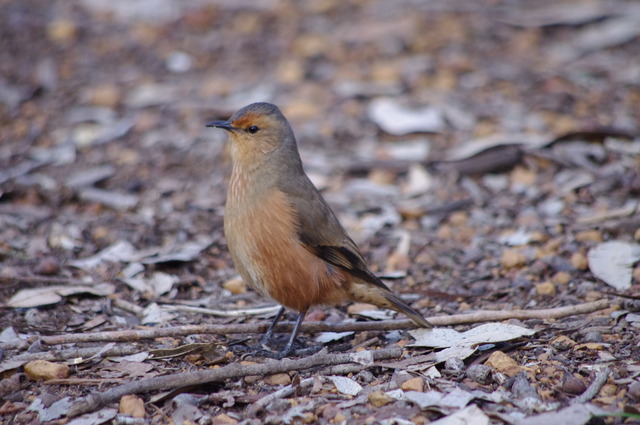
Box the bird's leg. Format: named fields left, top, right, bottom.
left=278, top=310, right=306, bottom=358
left=259, top=306, right=286, bottom=347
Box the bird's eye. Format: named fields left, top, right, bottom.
left=247, top=125, right=260, bottom=134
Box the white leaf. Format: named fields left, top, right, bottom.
left=409, top=323, right=535, bottom=362
left=433, top=345, right=478, bottom=363
left=424, top=366, right=441, bottom=379
left=447, top=134, right=550, bottom=160
left=499, top=229, right=535, bottom=246
left=315, top=331, right=354, bottom=343
left=355, top=309, right=395, bottom=320
left=404, top=163, right=433, bottom=197
left=410, top=323, right=536, bottom=348
left=403, top=390, right=444, bottom=409
left=368, top=98, right=444, bottom=135
left=439, top=388, right=476, bottom=409
left=142, top=303, right=176, bottom=325
left=385, top=389, right=406, bottom=401
left=381, top=139, right=431, bottom=161
left=67, top=408, right=118, bottom=425
left=110, top=352, right=150, bottom=362
left=588, top=241, right=640, bottom=290
left=122, top=272, right=179, bottom=298
left=513, top=403, right=596, bottom=425
left=8, top=283, right=115, bottom=308
left=430, top=405, right=490, bottom=425
left=0, top=327, right=24, bottom=345
left=328, top=376, right=362, bottom=396
left=28, top=397, right=73, bottom=422
left=140, top=236, right=213, bottom=264
left=70, top=240, right=136, bottom=270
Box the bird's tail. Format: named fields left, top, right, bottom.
left=347, top=282, right=432, bottom=328
left=383, top=290, right=433, bottom=328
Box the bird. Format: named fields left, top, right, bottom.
left=206, top=102, right=432, bottom=356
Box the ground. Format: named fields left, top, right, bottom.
left=1, top=0, right=640, bottom=424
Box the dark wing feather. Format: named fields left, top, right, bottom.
left=277, top=175, right=390, bottom=291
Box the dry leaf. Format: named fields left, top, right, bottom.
left=315, top=331, right=354, bottom=344
left=587, top=241, right=640, bottom=290
left=8, top=283, right=115, bottom=308
left=328, top=376, right=362, bottom=396
left=368, top=98, right=444, bottom=135
left=430, top=405, right=490, bottom=425
left=410, top=323, right=536, bottom=348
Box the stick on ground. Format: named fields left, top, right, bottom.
left=20, top=299, right=609, bottom=348
left=67, top=345, right=402, bottom=417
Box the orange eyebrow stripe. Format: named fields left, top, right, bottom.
left=231, top=112, right=261, bottom=129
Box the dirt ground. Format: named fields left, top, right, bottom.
left=1, top=0, right=640, bottom=424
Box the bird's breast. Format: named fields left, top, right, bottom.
left=224, top=185, right=347, bottom=311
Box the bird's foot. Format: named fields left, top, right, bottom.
left=240, top=339, right=322, bottom=359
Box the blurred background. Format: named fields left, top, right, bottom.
left=1, top=0, right=639, bottom=311
left=2, top=2, right=640, bottom=419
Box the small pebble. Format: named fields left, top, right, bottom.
left=501, top=249, right=527, bottom=268
left=166, top=51, right=193, bottom=73
left=400, top=377, right=424, bottom=392
left=0, top=267, right=19, bottom=279
left=551, top=335, right=576, bottom=351
left=628, top=381, right=640, bottom=402
left=535, top=281, right=556, bottom=296
left=34, top=257, right=60, bottom=275
left=448, top=211, right=468, bottom=226
left=582, top=331, right=604, bottom=343
left=47, top=18, right=76, bottom=43
left=575, top=230, right=603, bottom=243
left=466, top=364, right=493, bottom=385
left=570, top=252, right=588, bottom=270
left=392, top=370, right=412, bottom=388
left=561, top=374, right=586, bottom=395
left=551, top=271, right=571, bottom=285
left=86, top=83, right=121, bottom=108
left=24, top=360, right=69, bottom=381
left=264, top=373, right=291, bottom=386
left=368, top=391, right=394, bottom=407
left=355, top=370, right=375, bottom=385
left=222, top=277, right=246, bottom=294
left=485, top=351, right=522, bottom=377
left=119, top=395, right=145, bottom=418
left=444, top=357, right=465, bottom=374
left=511, top=372, right=540, bottom=400
left=333, top=413, right=347, bottom=424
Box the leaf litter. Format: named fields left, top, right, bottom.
left=1, top=0, right=639, bottom=423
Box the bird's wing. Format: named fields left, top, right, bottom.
left=278, top=180, right=391, bottom=291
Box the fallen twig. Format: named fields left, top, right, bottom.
left=43, top=378, right=126, bottom=385
left=8, top=345, right=141, bottom=364
left=159, top=304, right=282, bottom=318
left=572, top=367, right=610, bottom=404
left=67, top=345, right=402, bottom=417
left=249, top=377, right=316, bottom=415
left=0, top=274, right=90, bottom=286
left=0, top=344, right=143, bottom=373
left=12, top=300, right=608, bottom=350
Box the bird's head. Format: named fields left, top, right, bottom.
left=206, top=103, right=297, bottom=166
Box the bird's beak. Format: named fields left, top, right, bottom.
left=206, top=120, right=237, bottom=132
